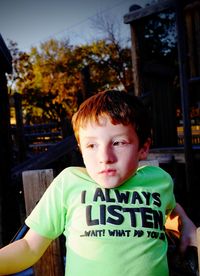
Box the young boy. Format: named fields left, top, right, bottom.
left=0, top=90, right=197, bottom=275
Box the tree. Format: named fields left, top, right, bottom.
left=141, top=10, right=177, bottom=65
left=89, top=12, right=133, bottom=92
left=8, top=20, right=134, bottom=126
left=15, top=39, right=77, bottom=125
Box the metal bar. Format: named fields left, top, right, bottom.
left=10, top=224, right=29, bottom=243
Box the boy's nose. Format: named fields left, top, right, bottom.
left=99, top=146, right=116, bottom=164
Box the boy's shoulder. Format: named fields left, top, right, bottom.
left=50, top=166, right=94, bottom=193
left=57, top=166, right=92, bottom=181
left=137, top=164, right=172, bottom=179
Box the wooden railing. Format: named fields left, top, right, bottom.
left=22, top=169, right=64, bottom=276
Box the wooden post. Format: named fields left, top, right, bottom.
left=130, top=23, right=142, bottom=96
left=80, top=65, right=92, bottom=100
left=185, top=1, right=200, bottom=78
left=14, top=92, right=27, bottom=162
left=193, top=1, right=200, bottom=76
left=0, top=34, right=16, bottom=246
left=0, top=72, right=10, bottom=246
left=197, top=227, right=200, bottom=274
left=128, top=5, right=143, bottom=97
left=22, top=169, right=64, bottom=276
left=175, top=0, right=194, bottom=203
left=184, top=3, right=196, bottom=78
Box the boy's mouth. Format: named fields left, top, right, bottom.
left=99, top=169, right=116, bottom=176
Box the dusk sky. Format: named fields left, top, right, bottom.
left=0, top=0, right=149, bottom=52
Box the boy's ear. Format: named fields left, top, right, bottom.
left=139, top=138, right=151, bottom=160
left=77, top=143, right=82, bottom=153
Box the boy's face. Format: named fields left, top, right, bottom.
left=79, top=116, right=150, bottom=189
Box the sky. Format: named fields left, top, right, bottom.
left=0, top=0, right=150, bottom=52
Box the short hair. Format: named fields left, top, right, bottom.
left=72, top=90, right=151, bottom=147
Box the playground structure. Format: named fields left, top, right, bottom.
left=124, top=0, right=200, bottom=221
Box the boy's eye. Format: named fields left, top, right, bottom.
left=86, top=143, right=95, bottom=149
left=113, top=140, right=127, bottom=146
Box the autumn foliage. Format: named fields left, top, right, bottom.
left=9, top=38, right=133, bottom=126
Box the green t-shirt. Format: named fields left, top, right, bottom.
left=25, top=165, right=176, bottom=276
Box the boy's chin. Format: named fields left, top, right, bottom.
left=97, top=181, right=122, bottom=189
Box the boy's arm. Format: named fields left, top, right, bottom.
left=0, top=228, right=52, bottom=275
left=166, top=203, right=197, bottom=252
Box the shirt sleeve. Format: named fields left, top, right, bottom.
left=25, top=172, right=67, bottom=239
